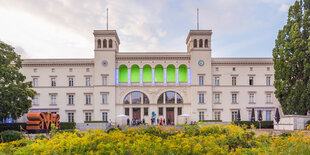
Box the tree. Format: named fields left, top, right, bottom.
left=273, top=0, right=310, bottom=115
left=0, top=41, right=36, bottom=120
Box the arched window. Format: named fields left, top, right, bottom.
left=155, top=65, right=164, bottom=82
left=194, top=39, right=197, bottom=48
left=143, top=65, right=152, bottom=82
left=123, top=91, right=149, bottom=104
left=204, top=39, right=208, bottom=48
left=109, top=39, right=113, bottom=48
left=199, top=39, right=203, bottom=48
left=167, top=65, right=175, bottom=82
left=119, top=65, right=128, bottom=83
left=179, top=65, right=187, bottom=82
left=157, top=91, right=183, bottom=104
left=103, top=39, right=107, bottom=48
left=97, top=39, right=101, bottom=48
left=131, top=65, right=140, bottom=82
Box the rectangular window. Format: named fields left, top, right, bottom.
left=102, top=94, right=108, bottom=104
left=102, top=112, right=108, bottom=121
left=51, top=78, right=56, bottom=87
left=267, top=67, right=270, bottom=71
left=232, top=67, right=236, bottom=71
left=51, top=95, right=56, bottom=105
left=249, top=77, right=254, bottom=86
left=33, top=95, right=39, bottom=105
left=159, top=107, right=163, bottom=116
left=232, top=94, right=237, bottom=103
left=199, top=76, right=204, bottom=85
left=51, top=68, right=55, bottom=72
left=125, top=108, right=129, bottom=116
left=68, top=113, right=74, bottom=122
left=215, top=67, right=219, bottom=71
left=69, top=68, right=73, bottom=72
left=178, top=107, right=182, bottom=115
left=102, top=76, right=107, bottom=86
left=232, top=77, right=236, bottom=86
left=232, top=111, right=238, bottom=121
left=199, top=93, right=204, bottom=103
left=85, top=112, right=92, bottom=121
left=214, top=77, right=220, bottom=86
left=33, top=68, right=37, bottom=72
left=215, top=94, right=220, bottom=103
left=266, top=77, right=271, bottom=86
left=33, top=78, right=38, bottom=87
left=69, top=78, right=74, bottom=87
left=86, top=95, right=91, bottom=105
left=68, top=95, right=74, bottom=105
left=250, top=67, right=253, bottom=71
left=214, top=111, right=221, bottom=120
left=266, top=110, right=271, bottom=121
left=144, top=108, right=148, bottom=116
left=248, top=110, right=252, bottom=121
left=266, top=93, right=271, bottom=103
left=249, top=93, right=254, bottom=103
left=86, top=68, right=90, bottom=72
left=86, top=77, right=91, bottom=86
left=199, top=112, right=204, bottom=121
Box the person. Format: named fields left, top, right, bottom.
left=160, top=118, right=163, bottom=125
left=132, top=118, right=135, bottom=126
left=157, top=118, right=159, bottom=125
left=163, top=119, right=166, bottom=125
left=142, top=118, right=145, bottom=124
left=127, top=118, right=130, bottom=126
left=151, top=118, right=154, bottom=125
left=108, top=119, right=112, bottom=128
left=135, top=119, right=138, bottom=126
left=168, top=119, right=170, bottom=125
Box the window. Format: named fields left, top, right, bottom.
left=109, top=39, right=113, bottom=48
left=68, top=113, right=74, bottom=122
left=125, top=108, right=129, bottom=116
left=266, top=110, right=271, bottom=121
left=266, top=93, right=271, bottom=103
left=33, top=78, right=38, bottom=87
left=232, top=94, right=237, bottom=103
left=97, top=39, right=101, bottom=48
left=248, top=110, right=252, bottom=121
left=232, top=111, right=238, bottom=121
left=214, top=77, right=220, bottom=86
left=199, top=112, right=204, bottom=121
left=102, top=76, right=107, bottom=86
left=86, top=77, right=91, bottom=86
left=249, top=77, right=254, bottom=86
left=102, top=112, right=108, bottom=121
left=267, top=67, right=270, bottom=71
left=250, top=67, right=253, bottom=71
left=266, top=77, right=271, bottom=86
left=232, top=67, right=236, bottom=71
left=214, top=111, right=221, bottom=120
left=85, top=112, right=92, bottom=121
left=86, top=68, right=90, bottom=72
left=204, top=39, right=208, bottom=48
left=33, top=68, right=37, bottom=72
left=69, top=78, right=74, bottom=87
left=86, top=95, right=91, bottom=105
left=68, top=95, right=74, bottom=105
left=132, top=91, right=142, bottom=104
left=193, top=39, right=197, bottom=48
left=199, top=93, right=204, bottom=103
left=165, top=91, right=175, bottom=104
left=124, top=91, right=149, bottom=104
left=199, top=76, right=204, bottom=85
left=199, top=39, right=203, bottom=48
left=103, top=39, right=107, bottom=48
left=51, top=68, right=55, bottom=72
left=178, top=107, right=182, bottom=115
left=159, top=107, right=163, bottom=115
left=215, top=94, right=220, bottom=103
left=144, top=108, right=148, bottom=116
left=102, top=94, right=108, bottom=104
left=69, top=68, right=73, bottom=72
left=249, top=93, right=254, bottom=103
left=232, top=77, right=236, bottom=86
left=51, top=78, right=56, bottom=87
left=51, top=95, right=56, bottom=105
left=33, top=95, right=39, bottom=105
left=215, top=67, right=219, bottom=71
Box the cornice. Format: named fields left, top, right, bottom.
left=22, top=59, right=94, bottom=67
left=211, top=58, right=273, bottom=65
left=116, top=52, right=190, bottom=61
left=186, top=30, right=213, bottom=43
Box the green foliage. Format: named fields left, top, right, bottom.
left=0, top=42, right=36, bottom=119
left=198, top=120, right=223, bottom=122
left=279, top=132, right=292, bottom=138
left=34, top=134, right=48, bottom=140
left=107, top=127, right=121, bottom=133
left=59, top=122, right=76, bottom=130
left=58, top=129, right=75, bottom=133
left=50, top=124, right=57, bottom=138
left=0, top=123, right=26, bottom=132
left=232, top=121, right=274, bottom=129
left=272, top=0, right=310, bottom=115
left=0, top=130, right=22, bottom=143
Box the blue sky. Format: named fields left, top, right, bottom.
left=0, top=0, right=295, bottom=58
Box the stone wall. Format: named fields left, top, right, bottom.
left=274, top=115, right=310, bottom=131
left=76, top=123, right=111, bottom=131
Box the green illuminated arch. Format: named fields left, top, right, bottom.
left=119, top=65, right=128, bottom=82
left=167, top=64, right=175, bottom=82
left=143, top=65, right=152, bottom=82
left=179, top=64, right=187, bottom=82
left=155, top=65, right=163, bottom=82
left=131, top=65, right=140, bottom=82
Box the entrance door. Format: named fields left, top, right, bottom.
left=133, top=108, right=141, bottom=120
left=166, top=108, right=174, bottom=125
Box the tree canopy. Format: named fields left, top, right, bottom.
left=0, top=42, right=36, bottom=120
left=273, top=0, right=310, bottom=115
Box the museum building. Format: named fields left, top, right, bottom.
left=18, top=29, right=279, bottom=124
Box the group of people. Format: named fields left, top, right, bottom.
left=127, top=118, right=145, bottom=126
left=151, top=118, right=173, bottom=125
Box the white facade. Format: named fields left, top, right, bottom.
left=18, top=29, right=279, bottom=124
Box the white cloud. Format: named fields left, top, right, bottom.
left=278, top=4, right=290, bottom=13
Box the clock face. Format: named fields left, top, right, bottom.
left=102, top=60, right=108, bottom=66
left=198, top=60, right=204, bottom=66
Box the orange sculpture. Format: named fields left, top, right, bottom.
left=26, top=112, right=60, bottom=131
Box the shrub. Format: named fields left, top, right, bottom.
left=59, top=122, right=76, bottom=130
left=232, top=121, right=273, bottom=129
left=279, top=132, right=292, bottom=138
left=58, top=129, right=75, bottom=133
left=0, top=123, right=26, bottom=132
left=0, top=130, right=22, bottom=143
left=34, top=134, right=48, bottom=140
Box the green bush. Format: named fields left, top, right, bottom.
left=0, top=130, right=22, bottom=143
left=232, top=121, right=273, bottom=129
left=84, top=121, right=108, bottom=123
left=58, top=129, right=75, bottom=133
left=34, top=134, right=48, bottom=140
left=279, top=132, right=292, bottom=138
left=198, top=120, right=223, bottom=122
left=59, top=122, right=76, bottom=130
left=0, top=123, right=26, bottom=132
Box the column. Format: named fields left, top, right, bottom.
left=128, top=68, right=131, bottom=85
left=188, top=68, right=191, bottom=85
left=140, top=68, right=143, bottom=85
left=176, top=68, right=179, bottom=84
left=115, top=68, right=119, bottom=85
left=164, top=68, right=167, bottom=84
left=152, top=68, right=155, bottom=85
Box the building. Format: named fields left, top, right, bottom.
left=18, top=29, right=279, bottom=124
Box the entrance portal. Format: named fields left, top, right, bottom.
left=133, top=108, right=141, bottom=120
left=166, top=108, right=174, bottom=125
